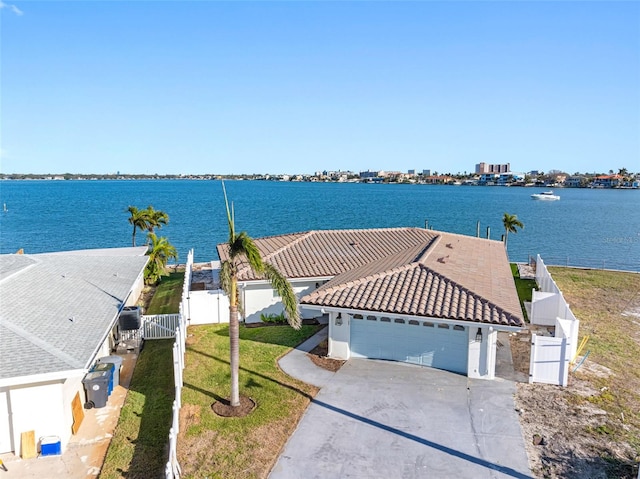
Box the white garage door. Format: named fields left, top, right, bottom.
left=350, top=316, right=468, bottom=374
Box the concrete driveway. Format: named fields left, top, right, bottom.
left=271, top=357, right=532, bottom=479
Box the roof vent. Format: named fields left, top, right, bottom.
left=437, top=255, right=449, bottom=263
left=446, top=243, right=453, bottom=249
left=349, top=241, right=359, bottom=247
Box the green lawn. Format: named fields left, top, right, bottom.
left=510, top=263, right=537, bottom=320
left=100, top=339, right=175, bottom=479
left=146, top=272, right=184, bottom=314
left=178, top=323, right=321, bottom=479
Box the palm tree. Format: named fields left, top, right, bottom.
left=219, top=182, right=300, bottom=408
left=146, top=206, right=169, bottom=234
left=127, top=206, right=151, bottom=247
left=502, top=212, right=524, bottom=250
left=144, top=232, right=178, bottom=285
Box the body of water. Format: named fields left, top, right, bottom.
left=1, top=180, right=638, bottom=271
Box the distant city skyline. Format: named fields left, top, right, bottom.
left=1, top=1, right=638, bottom=175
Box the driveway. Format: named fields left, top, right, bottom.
left=270, top=358, right=532, bottom=479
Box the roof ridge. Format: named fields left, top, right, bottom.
left=261, top=230, right=314, bottom=263
left=415, top=263, right=522, bottom=321
left=416, top=235, right=441, bottom=263
left=235, top=231, right=315, bottom=278
left=308, top=261, right=418, bottom=300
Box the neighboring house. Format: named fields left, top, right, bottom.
left=217, top=228, right=524, bottom=380
left=592, top=174, right=623, bottom=188
left=0, top=247, right=148, bottom=457
left=477, top=173, right=499, bottom=185
left=564, top=176, right=586, bottom=188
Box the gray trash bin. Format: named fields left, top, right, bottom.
left=98, top=355, right=123, bottom=388
left=82, top=371, right=110, bottom=408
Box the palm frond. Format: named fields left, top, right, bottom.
left=232, top=232, right=265, bottom=275
left=264, top=263, right=301, bottom=329
left=221, top=181, right=235, bottom=243
left=219, top=260, right=233, bottom=296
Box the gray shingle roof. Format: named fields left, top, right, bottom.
left=218, top=228, right=524, bottom=327
left=0, top=247, right=149, bottom=381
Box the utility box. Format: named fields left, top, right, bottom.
left=82, top=371, right=110, bottom=408
left=40, top=436, right=62, bottom=456
left=118, top=306, right=141, bottom=331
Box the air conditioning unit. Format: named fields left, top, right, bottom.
left=118, top=306, right=141, bottom=331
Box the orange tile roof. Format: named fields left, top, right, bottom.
left=217, top=228, right=524, bottom=327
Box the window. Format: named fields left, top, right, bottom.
left=408, top=320, right=419, bottom=326
left=438, top=323, right=449, bottom=329
left=394, top=318, right=405, bottom=324
left=380, top=317, right=391, bottom=322
left=453, top=325, right=465, bottom=331
left=423, top=322, right=434, bottom=327
left=353, top=314, right=363, bottom=319
left=366, top=315, right=377, bottom=321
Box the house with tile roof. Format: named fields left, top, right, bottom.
left=217, top=227, right=524, bottom=380
left=0, top=247, right=148, bottom=457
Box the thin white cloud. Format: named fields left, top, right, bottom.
left=0, top=1, right=24, bottom=16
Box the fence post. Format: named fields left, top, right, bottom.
left=528, top=334, right=536, bottom=384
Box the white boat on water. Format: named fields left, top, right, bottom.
left=531, top=190, right=560, bottom=201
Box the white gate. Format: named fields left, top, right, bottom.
left=142, top=314, right=181, bottom=339
left=529, top=334, right=570, bottom=387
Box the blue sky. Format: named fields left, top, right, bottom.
left=1, top=1, right=638, bottom=175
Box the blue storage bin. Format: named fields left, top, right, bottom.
left=40, top=436, right=61, bottom=456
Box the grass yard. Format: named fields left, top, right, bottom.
left=100, top=339, right=175, bottom=479
left=510, top=263, right=537, bottom=320
left=178, top=323, right=321, bottom=479
left=146, top=272, right=184, bottom=314
left=549, top=267, right=640, bottom=449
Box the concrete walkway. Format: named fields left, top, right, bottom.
left=272, top=330, right=533, bottom=479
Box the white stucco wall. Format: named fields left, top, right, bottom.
left=9, top=381, right=66, bottom=457
left=127, top=269, right=146, bottom=307
left=328, top=312, right=351, bottom=360
left=242, top=280, right=325, bottom=324
left=1, top=373, right=87, bottom=456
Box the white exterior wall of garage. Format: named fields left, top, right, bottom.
left=323, top=309, right=505, bottom=380
left=239, top=278, right=331, bottom=323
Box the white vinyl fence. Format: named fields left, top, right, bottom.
left=164, top=305, right=186, bottom=479
left=529, top=255, right=580, bottom=387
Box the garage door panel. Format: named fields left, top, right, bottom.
left=350, top=318, right=468, bottom=374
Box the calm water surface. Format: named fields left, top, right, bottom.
left=1, top=180, right=638, bottom=271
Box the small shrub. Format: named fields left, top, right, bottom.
left=260, top=312, right=287, bottom=324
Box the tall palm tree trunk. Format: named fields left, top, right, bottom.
left=229, top=304, right=240, bottom=406
left=228, top=270, right=241, bottom=407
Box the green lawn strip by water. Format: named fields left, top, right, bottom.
left=510, top=263, right=537, bottom=320
left=548, top=267, right=640, bottom=450
left=178, top=323, right=321, bottom=479
left=100, top=340, right=175, bottom=479
left=146, top=272, right=184, bottom=314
